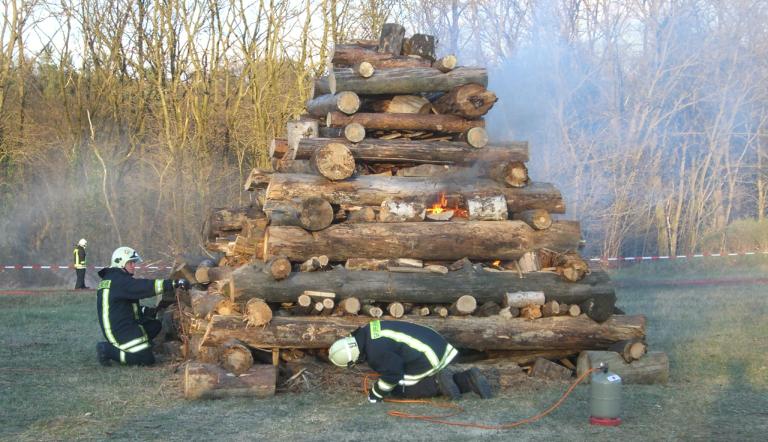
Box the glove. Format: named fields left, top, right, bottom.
left=140, top=306, right=157, bottom=319
left=173, top=278, right=190, bottom=290
left=368, top=388, right=382, bottom=404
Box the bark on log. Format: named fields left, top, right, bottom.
left=503, top=291, right=546, bottom=308
left=190, top=290, right=225, bottom=319
left=377, top=23, right=406, bottom=55
left=272, top=158, right=316, bottom=174
left=530, top=358, right=573, bottom=381
left=265, top=197, right=334, bottom=232
left=314, top=67, right=487, bottom=96
left=361, top=304, right=383, bottom=318
left=476, top=301, right=501, bottom=317
left=379, top=199, right=426, bottom=222
left=331, top=45, right=431, bottom=68
left=243, top=168, right=273, bottom=191
left=265, top=221, right=580, bottom=262
left=433, top=83, right=498, bottom=119
left=205, top=204, right=265, bottom=240
left=231, top=262, right=616, bottom=321
left=220, top=339, right=254, bottom=374
left=286, top=119, right=319, bottom=159
left=488, top=161, right=528, bottom=187
left=514, top=210, right=552, bottom=230
left=328, top=111, right=483, bottom=133
left=344, top=258, right=389, bottom=270
left=201, top=314, right=645, bottom=351
left=365, top=95, right=431, bottom=114
left=310, top=142, right=356, bottom=181
left=296, top=138, right=529, bottom=165
left=306, top=92, right=360, bottom=117
left=184, top=362, right=276, bottom=399
left=264, top=173, right=565, bottom=214
left=577, top=351, right=669, bottom=384
left=402, top=34, right=436, bottom=61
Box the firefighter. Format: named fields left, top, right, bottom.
left=95, top=246, right=190, bottom=366
left=73, top=238, right=88, bottom=289
left=328, top=320, right=492, bottom=403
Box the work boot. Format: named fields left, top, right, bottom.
left=436, top=370, right=461, bottom=400
left=96, top=342, right=112, bottom=367
left=453, top=368, right=493, bottom=399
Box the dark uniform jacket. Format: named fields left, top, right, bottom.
left=96, top=267, right=173, bottom=354
left=73, top=245, right=87, bottom=269
left=353, top=320, right=458, bottom=397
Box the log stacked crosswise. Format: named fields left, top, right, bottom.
left=167, top=23, right=665, bottom=399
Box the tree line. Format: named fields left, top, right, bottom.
left=1, top=0, right=767, bottom=266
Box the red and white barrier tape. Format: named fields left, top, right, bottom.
left=3, top=251, right=768, bottom=270
left=1, top=265, right=174, bottom=270
left=587, top=251, right=768, bottom=262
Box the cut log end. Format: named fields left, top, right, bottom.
left=466, top=127, right=488, bottom=148
left=433, top=55, right=457, bottom=72
left=343, top=122, right=366, bottom=143
left=311, top=142, right=356, bottom=181
left=354, top=61, right=375, bottom=78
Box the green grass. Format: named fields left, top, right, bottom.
left=2, top=258, right=768, bottom=441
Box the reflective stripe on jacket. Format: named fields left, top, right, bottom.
left=73, top=246, right=87, bottom=269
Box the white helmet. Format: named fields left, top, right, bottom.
left=110, top=246, right=143, bottom=268
left=328, top=336, right=360, bottom=367
left=78, top=238, right=87, bottom=247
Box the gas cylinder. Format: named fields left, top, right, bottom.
left=589, top=362, right=622, bottom=426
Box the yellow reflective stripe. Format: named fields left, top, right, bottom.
left=371, top=384, right=385, bottom=398
left=132, top=304, right=139, bottom=320
left=120, top=351, right=126, bottom=364
left=154, top=280, right=164, bottom=295
left=402, top=345, right=459, bottom=381
left=376, top=379, right=396, bottom=392
left=101, top=288, right=120, bottom=347
left=118, top=336, right=147, bottom=351
left=379, top=329, right=440, bottom=367
left=124, top=342, right=150, bottom=353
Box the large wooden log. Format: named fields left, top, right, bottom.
left=577, top=351, right=669, bottom=385
left=200, top=314, right=645, bottom=351
left=306, top=92, right=360, bottom=117
left=433, top=83, right=498, bottom=119
left=331, top=45, right=431, bottom=68
left=402, top=33, right=436, bottom=61
left=205, top=204, right=265, bottom=240
left=184, top=362, right=276, bottom=399
left=377, top=23, right=406, bottom=55
left=230, top=261, right=616, bottom=321
left=365, top=95, right=430, bottom=114
left=296, top=138, right=529, bottom=165
left=264, top=173, right=565, bottom=214
left=265, top=221, right=581, bottom=262
left=265, top=197, right=334, bottom=231
left=314, top=67, right=488, bottom=96
left=327, top=111, right=483, bottom=133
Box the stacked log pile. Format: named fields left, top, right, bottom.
left=167, top=24, right=666, bottom=399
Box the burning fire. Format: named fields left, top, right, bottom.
left=426, top=193, right=468, bottom=218
left=492, top=260, right=501, bottom=268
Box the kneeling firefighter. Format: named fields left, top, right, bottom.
left=96, top=246, right=190, bottom=366
left=329, top=320, right=492, bottom=403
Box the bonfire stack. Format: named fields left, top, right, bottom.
left=170, top=24, right=667, bottom=399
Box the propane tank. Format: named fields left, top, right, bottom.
left=589, top=362, right=622, bottom=426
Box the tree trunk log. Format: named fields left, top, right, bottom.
left=449, top=295, right=477, bottom=316
left=433, top=83, right=498, bottom=119
left=608, top=339, right=648, bottom=363
left=231, top=262, right=616, bottom=321
left=328, top=111, right=483, bottom=133
left=184, top=362, right=276, bottom=399
left=296, top=138, right=529, bottom=165
left=336, top=297, right=361, bottom=315
left=314, top=67, right=487, bottom=96
left=343, top=122, right=366, bottom=143
left=514, top=210, right=552, bottom=230
left=352, top=61, right=374, bottom=78
left=432, top=55, right=457, bottom=72
left=361, top=304, right=383, bottom=318
left=379, top=199, right=426, bottom=222
left=205, top=204, right=265, bottom=240
left=264, top=173, right=565, bottom=214
left=576, top=351, right=669, bottom=384
left=200, top=314, right=645, bottom=351
left=331, top=45, right=431, bottom=68
left=402, top=33, right=435, bottom=60
left=265, top=257, right=291, bottom=281
left=219, top=339, right=254, bottom=374
left=265, top=197, right=334, bottom=232
left=310, top=142, right=356, bottom=181
left=265, top=221, right=580, bottom=262
left=244, top=298, right=273, bottom=327
left=464, top=127, right=489, bottom=148
left=306, top=92, right=360, bottom=117
left=377, top=23, right=406, bottom=55
left=286, top=119, right=319, bottom=159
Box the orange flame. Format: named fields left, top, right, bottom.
left=427, top=193, right=449, bottom=214
left=492, top=260, right=501, bottom=267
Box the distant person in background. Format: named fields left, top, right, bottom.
left=73, top=238, right=88, bottom=289
left=96, top=246, right=190, bottom=366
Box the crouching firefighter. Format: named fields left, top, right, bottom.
left=329, top=320, right=492, bottom=403
left=96, top=246, right=190, bottom=366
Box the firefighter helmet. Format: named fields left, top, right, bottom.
left=78, top=238, right=87, bottom=247
left=110, top=246, right=143, bottom=268
left=328, top=336, right=360, bottom=367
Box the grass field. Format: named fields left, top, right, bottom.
left=1, top=256, right=767, bottom=441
